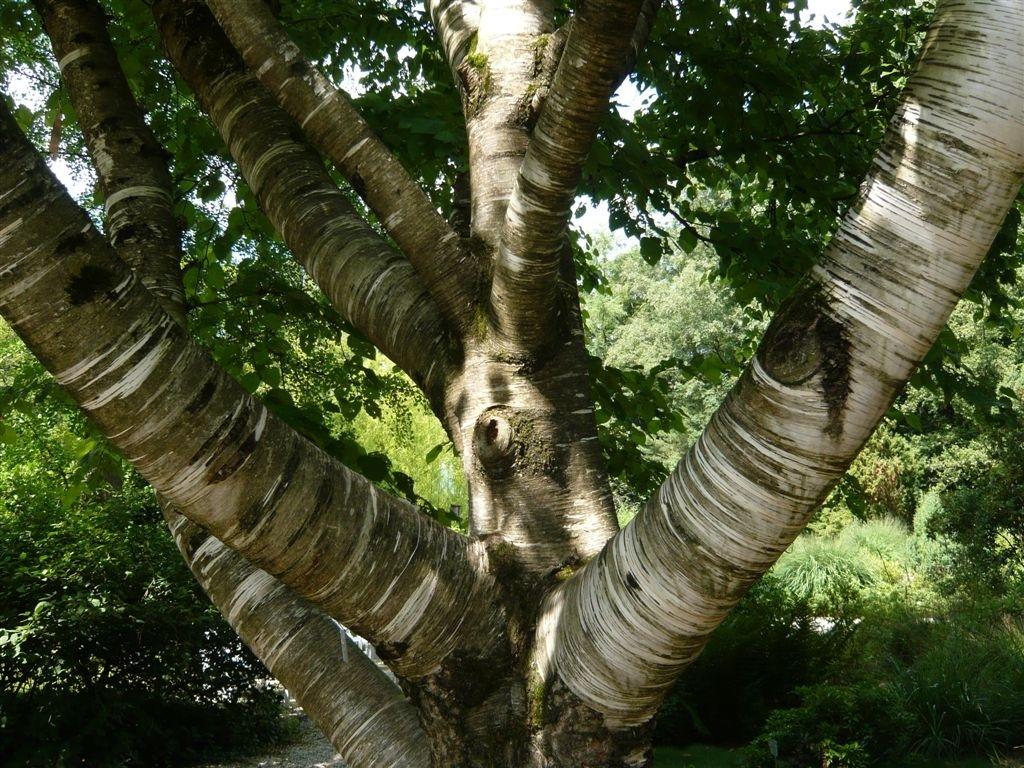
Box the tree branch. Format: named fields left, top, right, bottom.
left=165, top=509, right=431, bottom=768
left=490, top=0, right=646, bottom=351
left=0, top=105, right=506, bottom=677
left=464, top=0, right=554, bottom=246
left=33, top=0, right=185, bottom=324
left=617, top=0, right=658, bottom=91
left=535, top=0, right=1024, bottom=726
left=153, top=0, right=453, bottom=408
left=30, top=6, right=435, bottom=752
left=429, top=0, right=481, bottom=88
left=205, top=0, right=478, bottom=331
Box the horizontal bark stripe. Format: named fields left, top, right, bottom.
left=205, top=0, right=477, bottom=331
left=34, top=0, right=185, bottom=324
left=152, top=0, right=453, bottom=407
left=165, top=510, right=432, bottom=768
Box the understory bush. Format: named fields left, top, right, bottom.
left=655, top=576, right=851, bottom=746
left=0, top=476, right=292, bottom=767
left=0, top=322, right=292, bottom=766
left=742, top=609, right=1024, bottom=767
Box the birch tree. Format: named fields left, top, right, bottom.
left=0, top=0, right=1022, bottom=765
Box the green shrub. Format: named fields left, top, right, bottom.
left=772, top=535, right=875, bottom=615
left=743, top=682, right=912, bottom=768
left=743, top=608, right=1024, bottom=766
left=655, top=576, right=851, bottom=746
left=0, top=325, right=291, bottom=766
left=889, top=617, right=1024, bottom=759
left=0, top=476, right=292, bottom=767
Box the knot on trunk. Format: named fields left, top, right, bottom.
left=759, top=282, right=852, bottom=438
left=473, top=407, right=517, bottom=477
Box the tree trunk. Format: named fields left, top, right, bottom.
left=0, top=0, right=1021, bottom=765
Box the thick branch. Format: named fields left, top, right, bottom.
left=31, top=7, right=431, bottom=751
left=34, top=0, right=185, bottom=324
left=617, top=0, right=658, bottom=90
left=165, top=510, right=431, bottom=768
left=490, top=0, right=645, bottom=351
left=205, top=0, right=478, bottom=331
left=536, top=0, right=1024, bottom=726
left=465, top=0, right=554, bottom=245
left=153, top=0, right=452, bottom=406
left=0, top=106, right=505, bottom=677
left=429, top=0, right=481, bottom=87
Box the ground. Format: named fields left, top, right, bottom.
left=202, top=714, right=1011, bottom=768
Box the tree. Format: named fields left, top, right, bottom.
left=0, top=0, right=1021, bottom=764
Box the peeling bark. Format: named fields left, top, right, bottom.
left=154, top=0, right=454, bottom=407
left=31, top=8, right=436, bottom=760
left=491, top=0, right=644, bottom=352
left=535, top=0, right=1024, bottom=727
left=205, top=0, right=480, bottom=331
left=34, top=0, right=185, bottom=324
left=165, top=510, right=432, bottom=768
left=429, top=0, right=482, bottom=96
left=465, top=0, right=554, bottom=246
left=0, top=108, right=505, bottom=678
left=2, top=0, right=1022, bottom=763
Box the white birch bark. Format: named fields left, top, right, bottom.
left=0, top=109, right=506, bottom=678
left=153, top=0, right=453, bottom=407
left=165, top=510, right=431, bottom=768
left=33, top=8, right=430, bottom=758
left=429, top=0, right=482, bottom=87
left=34, top=0, right=185, bottom=324
left=464, top=0, right=553, bottom=245
left=204, top=0, right=479, bottom=331
left=490, top=0, right=645, bottom=351
left=536, top=0, right=1024, bottom=727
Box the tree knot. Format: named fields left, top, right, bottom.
left=759, top=283, right=852, bottom=438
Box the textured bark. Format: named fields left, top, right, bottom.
left=34, top=0, right=185, bottom=324
left=33, top=9, right=431, bottom=760
left=0, top=108, right=505, bottom=678
left=205, top=0, right=480, bottom=331
left=464, top=0, right=553, bottom=246
left=165, top=510, right=431, bottom=768
left=3, top=0, right=1023, bottom=764
left=491, top=0, right=644, bottom=351
left=534, top=0, right=1024, bottom=727
left=446, top=253, right=619, bottom=572
left=154, top=0, right=453, bottom=407
left=617, top=0, right=659, bottom=91
left=429, top=0, right=481, bottom=87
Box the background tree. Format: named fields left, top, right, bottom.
left=0, top=0, right=1022, bottom=766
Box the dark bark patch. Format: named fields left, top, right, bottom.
left=936, top=131, right=978, bottom=156
left=66, top=264, right=118, bottom=305
left=184, top=378, right=218, bottom=414
left=55, top=231, right=89, bottom=258
left=625, top=571, right=641, bottom=591
left=759, top=282, right=851, bottom=438
left=210, top=429, right=259, bottom=482
left=376, top=640, right=409, bottom=661
left=473, top=407, right=517, bottom=477
left=184, top=525, right=210, bottom=559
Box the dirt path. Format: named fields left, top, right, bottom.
left=201, top=716, right=344, bottom=768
